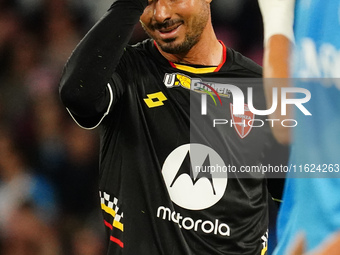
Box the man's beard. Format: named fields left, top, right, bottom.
left=157, top=32, right=201, bottom=54
left=142, top=6, right=209, bottom=55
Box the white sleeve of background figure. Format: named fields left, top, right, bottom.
left=258, top=0, right=296, bottom=45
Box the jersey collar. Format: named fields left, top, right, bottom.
left=153, top=40, right=227, bottom=74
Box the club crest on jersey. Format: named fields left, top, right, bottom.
left=230, top=103, right=254, bottom=139
left=163, top=73, right=231, bottom=98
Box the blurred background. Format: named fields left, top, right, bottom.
left=0, top=0, right=264, bottom=254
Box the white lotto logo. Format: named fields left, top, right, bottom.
left=162, top=144, right=228, bottom=210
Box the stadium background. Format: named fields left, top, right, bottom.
left=0, top=0, right=268, bottom=254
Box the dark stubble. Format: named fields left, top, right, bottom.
left=141, top=5, right=210, bottom=54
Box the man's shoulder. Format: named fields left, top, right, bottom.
left=224, top=47, right=262, bottom=78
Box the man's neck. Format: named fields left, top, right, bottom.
left=157, top=29, right=223, bottom=66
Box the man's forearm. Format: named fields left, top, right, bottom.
left=263, top=35, right=293, bottom=144
left=258, top=0, right=295, bottom=144
left=59, top=0, right=147, bottom=118
left=263, top=35, right=291, bottom=78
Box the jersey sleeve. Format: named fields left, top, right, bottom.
left=59, top=0, right=147, bottom=129
left=65, top=73, right=124, bottom=129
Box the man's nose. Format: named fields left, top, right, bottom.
left=153, top=0, right=172, bottom=23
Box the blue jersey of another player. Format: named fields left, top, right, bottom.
left=274, top=0, right=340, bottom=254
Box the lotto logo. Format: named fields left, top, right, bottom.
left=144, top=92, right=167, bottom=108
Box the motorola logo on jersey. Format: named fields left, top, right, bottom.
left=156, top=206, right=230, bottom=236
left=162, top=144, right=228, bottom=210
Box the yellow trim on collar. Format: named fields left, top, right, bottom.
left=173, top=63, right=217, bottom=74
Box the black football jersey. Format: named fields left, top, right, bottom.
left=70, top=39, right=278, bottom=255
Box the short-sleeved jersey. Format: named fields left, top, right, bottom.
left=71, top=39, right=281, bottom=255
left=274, top=0, right=340, bottom=254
